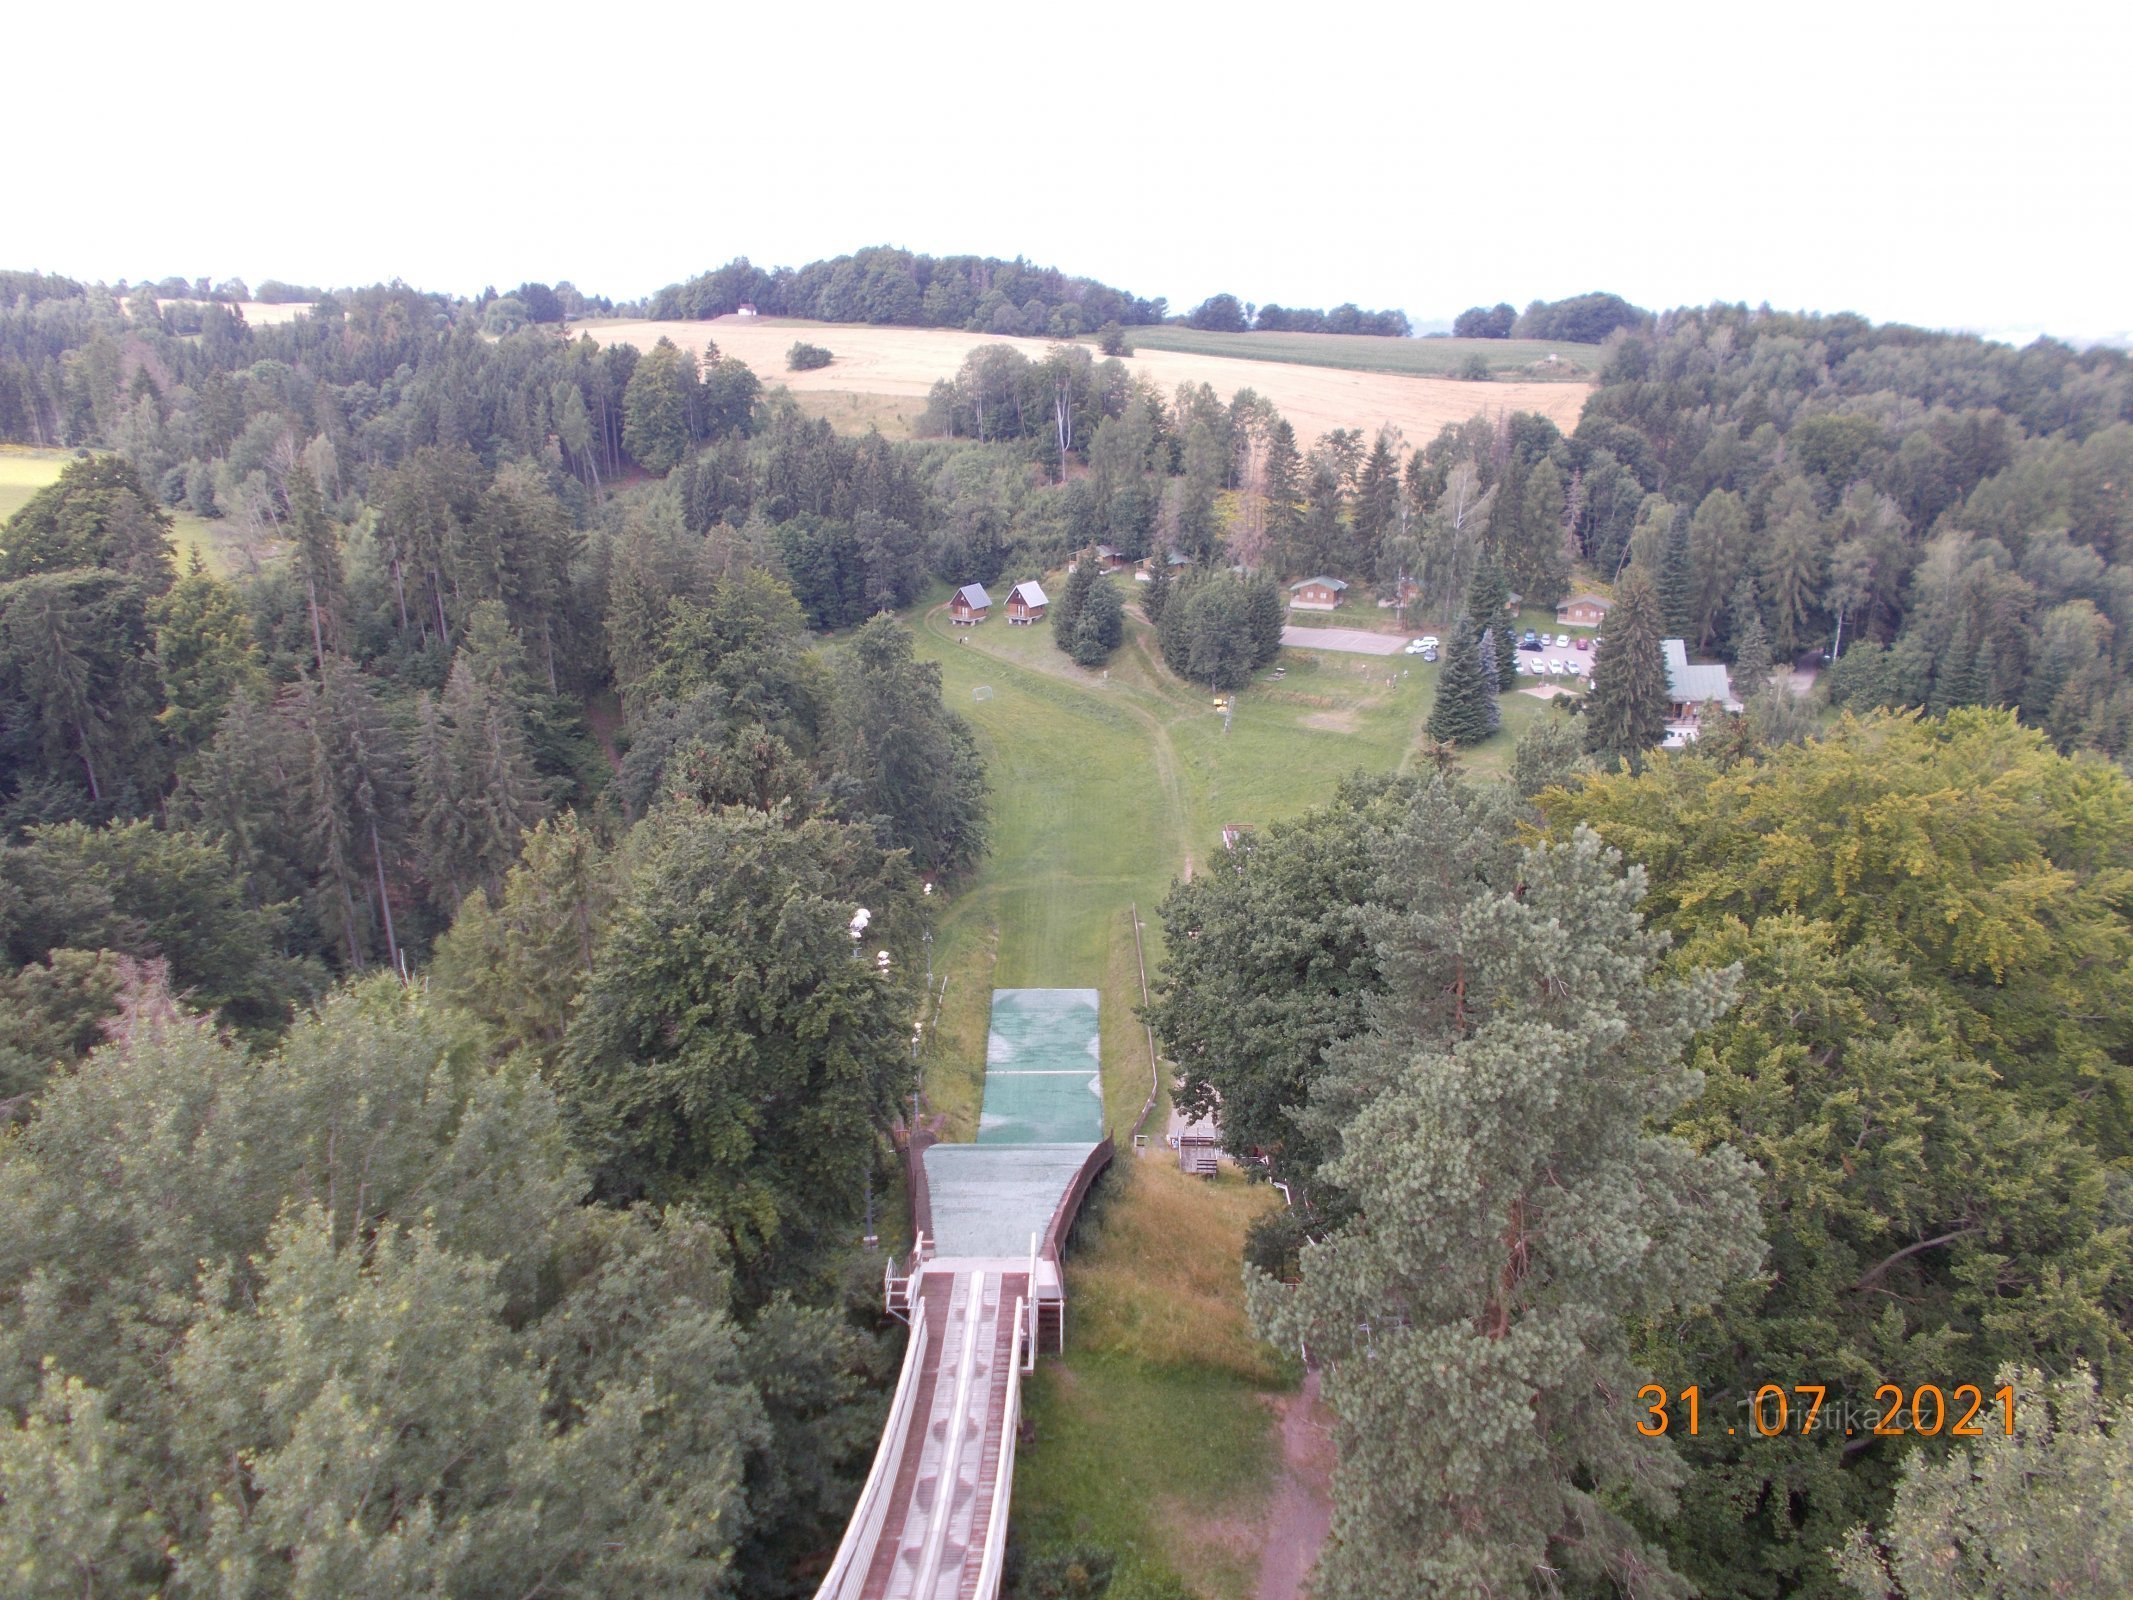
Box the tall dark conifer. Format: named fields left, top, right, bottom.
left=1584, top=568, right=1671, bottom=768
left=1427, top=613, right=1496, bottom=747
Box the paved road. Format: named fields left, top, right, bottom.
left=1280, top=625, right=1408, bottom=656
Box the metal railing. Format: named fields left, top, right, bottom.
left=911, top=1270, right=987, bottom=1600
left=814, top=1295, right=933, bottom=1599
left=973, top=1292, right=1027, bottom=1600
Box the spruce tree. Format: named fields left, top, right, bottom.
left=1475, top=628, right=1506, bottom=719
left=1053, top=555, right=1096, bottom=654
left=1731, top=608, right=1774, bottom=696
left=1142, top=556, right=1173, bottom=625
left=1658, top=504, right=1694, bottom=638
left=1584, top=568, right=1671, bottom=768
left=1427, top=613, right=1495, bottom=747
left=1467, top=548, right=1510, bottom=629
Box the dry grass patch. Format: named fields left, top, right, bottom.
left=1067, top=1160, right=1287, bottom=1386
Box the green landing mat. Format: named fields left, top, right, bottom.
left=923, top=988, right=1105, bottom=1258
left=977, top=987, right=1103, bottom=1145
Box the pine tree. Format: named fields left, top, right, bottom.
left=1427, top=613, right=1496, bottom=747
left=1248, top=823, right=1762, bottom=1600
left=1658, top=504, right=1694, bottom=637
left=1584, top=568, right=1671, bottom=768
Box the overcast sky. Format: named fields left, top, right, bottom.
left=11, top=1, right=2128, bottom=339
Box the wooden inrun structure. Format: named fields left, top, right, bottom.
left=815, top=1140, right=1111, bottom=1600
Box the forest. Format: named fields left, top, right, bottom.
left=1, top=261, right=2130, bottom=1597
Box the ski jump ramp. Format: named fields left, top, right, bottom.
left=815, top=990, right=1112, bottom=1600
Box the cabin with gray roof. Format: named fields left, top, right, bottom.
left=1006, top=580, right=1048, bottom=624
left=1663, top=639, right=1739, bottom=719
left=949, top=583, right=991, bottom=625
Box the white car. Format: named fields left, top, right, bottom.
left=1564, top=658, right=1585, bottom=678
left=1547, top=659, right=1566, bottom=676
left=1403, top=641, right=1426, bottom=655
left=1418, top=635, right=1439, bottom=651
left=1555, top=633, right=1571, bottom=648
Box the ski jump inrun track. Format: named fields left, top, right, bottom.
left=814, top=988, right=1114, bottom=1600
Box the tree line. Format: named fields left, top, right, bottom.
left=1150, top=706, right=2133, bottom=1597
left=645, top=246, right=1169, bottom=337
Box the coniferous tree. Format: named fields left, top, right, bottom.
left=1584, top=568, right=1671, bottom=768
left=1264, top=417, right=1303, bottom=560
left=1053, top=555, right=1096, bottom=654
left=285, top=463, right=344, bottom=672
left=1246, top=573, right=1286, bottom=668
left=150, top=555, right=261, bottom=749
left=1068, top=578, right=1125, bottom=666
left=1730, top=606, right=1774, bottom=696
left=1249, top=824, right=1762, bottom=1600
left=1142, top=555, right=1173, bottom=624
left=1426, top=613, right=1496, bottom=746
left=1467, top=548, right=1510, bottom=634
left=1658, top=505, right=1694, bottom=638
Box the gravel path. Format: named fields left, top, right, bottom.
left=1281, top=625, right=1408, bottom=656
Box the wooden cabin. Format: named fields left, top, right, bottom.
left=1094, top=544, right=1128, bottom=573
left=949, top=582, right=991, bottom=625
left=1006, top=580, right=1049, bottom=624
left=1288, top=576, right=1348, bottom=611
left=1558, top=593, right=1612, bottom=628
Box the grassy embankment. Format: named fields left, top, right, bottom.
left=0, top=446, right=236, bottom=573
left=904, top=581, right=1557, bottom=1595
left=1113, top=325, right=1604, bottom=381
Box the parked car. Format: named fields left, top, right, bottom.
left=1555, top=633, right=1571, bottom=648
left=1546, top=659, right=1565, bottom=676
left=1419, top=635, right=1439, bottom=650
left=1576, top=636, right=1592, bottom=651
left=1520, top=630, right=1540, bottom=649
left=1420, top=646, right=1438, bottom=663
left=1565, top=658, right=1585, bottom=677
left=1403, top=641, right=1426, bottom=655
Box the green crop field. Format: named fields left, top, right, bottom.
left=1110, top=325, right=1605, bottom=381
left=905, top=579, right=1559, bottom=1594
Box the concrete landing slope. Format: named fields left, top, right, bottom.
left=815, top=990, right=1111, bottom=1600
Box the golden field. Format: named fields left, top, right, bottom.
left=585, top=315, right=1592, bottom=447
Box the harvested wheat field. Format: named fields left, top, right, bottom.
left=582, top=316, right=1591, bottom=446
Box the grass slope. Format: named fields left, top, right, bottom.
left=906, top=579, right=1551, bottom=1595
left=1115, top=326, right=1604, bottom=381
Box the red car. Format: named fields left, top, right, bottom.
left=1576, top=636, right=1593, bottom=651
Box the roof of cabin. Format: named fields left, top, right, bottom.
left=954, top=583, right=991, bottom=608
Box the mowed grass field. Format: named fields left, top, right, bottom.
left=0, top=447, right=237, bottom=574
left=580, top=315, right=1592, bottom=450
left=1119, top=325, right=1605, bottom=381
left=905, top=578, right=1557, bottom=1595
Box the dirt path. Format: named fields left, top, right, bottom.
left=1254, top=1370, right=1335, bottom=1600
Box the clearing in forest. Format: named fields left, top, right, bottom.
left=579, top=316, right=1592, bottom=446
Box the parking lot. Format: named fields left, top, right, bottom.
left=1512, top=632, right=1592, bottom=685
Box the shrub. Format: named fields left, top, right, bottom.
left=787, top=340, right=833, bottom=371
left=1096, top=321, right=1132, bottom=358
